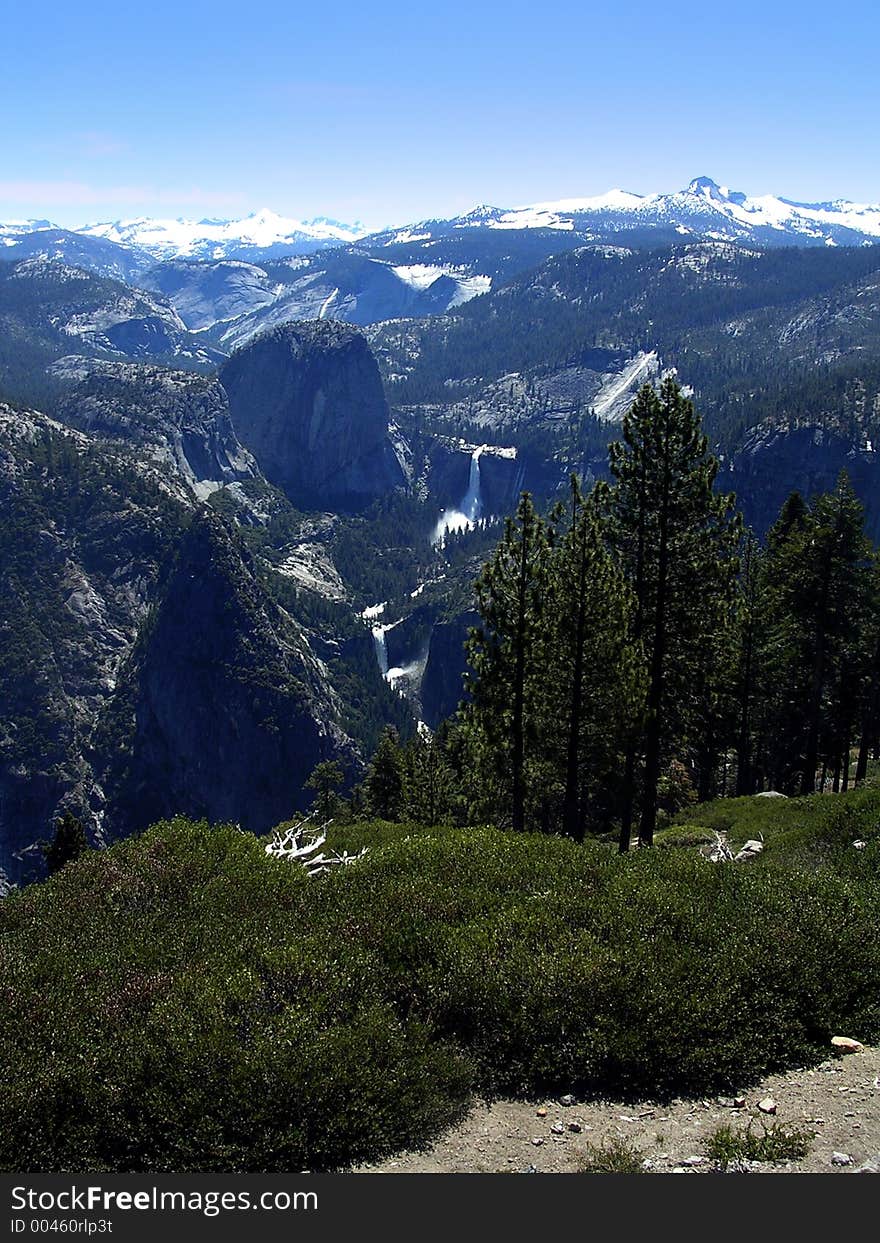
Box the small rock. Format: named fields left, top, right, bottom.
left=550, top=1122, right=565, bottom=1135
left=855, top=1154, right=880, bottom=1173
left=559, top=1094, right=577, bottom=1107
left=830, top=1152, right=853, bottom=1166
left=567, top=1123, right=582, bottom=1134
left=853, top=840, right=867, bottom=850
left=536, top=1107, right=548, bottom=1118
left=756, top=790, right=787, bottom=798
left=682, top=1155, right=705, bottom=1167
left=520, top=1164, right=538, bottom=1174
left=734, top=1095, right=746, bottom=1108
left=671, top=1166, right=688, bottom=1174
left=734, top=839, right=764, bottom=861
left=831, top=1035, right=864, bottom=1053
left=717, top=1097, right=736, bottom=1108
left=758, top=1098, right=777, bottom=1114
left=531, top=1137, right=545, bottom=1147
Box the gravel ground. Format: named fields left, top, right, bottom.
left=359, top=1044, right=880, bottom=1174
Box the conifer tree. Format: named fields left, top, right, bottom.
left=465, top=493, right=549, bottom=832
left=798, top=474, right=872, bottom=792
left=42, top=811, right=88, bottom=876
left=854, top=556, right=880, bottom=785
left=403, top=729, right=455, bottom=827
left=304, top=760, right=345, bottom=823
left=751, top=493, right=812, bottom=790
left=734, top=531, right=762, bottom=796
left=548, top=479, right=643, bottom=839
left=756, top=476, right=872, bottom=792
left=606, top=378, right=740, bottom=847
left=364, top=726, right=406, bottom=821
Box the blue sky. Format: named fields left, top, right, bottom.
left=2, top=0, right=879, bottom=227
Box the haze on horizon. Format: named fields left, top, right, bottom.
left=2, top=0, right=878, bottom=229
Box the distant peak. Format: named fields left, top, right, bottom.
left=687, top=176, right=724, bottom=196
left=462, top=204, right=503, bottom=219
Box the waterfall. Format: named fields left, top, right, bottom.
left=433, top=447, right=485, bottom=543
left=461, top=448, right=484, bottom=523
left=372, top=624, right=390, bottom=677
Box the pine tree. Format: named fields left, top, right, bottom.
left=42, top=811, right=88, bottom=876
left=304, top=760, right=345, bottom=823
left=364, top=726, right=406, bottom=821
left=756, top=476, right=872, bottom=793
left=799, top=474, right=872, bottom=793
left=734, top=531, right=761, bottom=796
left=403, top=729, right=455, bottom=827
left=854, top=556, right=880, bottom=785
left=465, top=493, right=549, bottom=832
left=606, top=378, right=741, bottom=848
left=751, top=493, right=812, bottom=791
left=547, top=479, right=643, bottom=840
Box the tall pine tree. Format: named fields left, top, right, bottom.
left=465, top=493, right=549, bottom=832
left=606, top=378, right=740, bottom=848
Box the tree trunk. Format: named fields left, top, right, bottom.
left=639, top=422, right=671, bottom=848
left=618, top=745, right=636, bottom=853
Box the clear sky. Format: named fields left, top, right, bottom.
left=2, top=0, right=879, bottom=228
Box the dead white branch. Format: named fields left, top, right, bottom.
left=265, top=814, right=367, bottom=876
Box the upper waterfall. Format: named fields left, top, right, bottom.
left=433, top=448, right=485, bottom=544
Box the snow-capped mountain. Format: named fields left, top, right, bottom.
left=3, top=178, right=879, bottom=290
left=0, top=218, right=54, bottom=242
left=435, top=177, right=880, bottom=246
left=79, top=208, right=366, bottom=261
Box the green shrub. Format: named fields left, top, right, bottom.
left=2, top=816, right=878, bottom=1172
left=704, top=1121, right=814, bottom=1164
left=672, top=788, right=880, bottom=867
left=654, top=826, right=714, bottom=849
left=0, top=820, right=472, bottom=1173
left=575, top=1137, right=644, bottom=1174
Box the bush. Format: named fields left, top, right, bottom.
left=704, top=1121, right=813, bottom=1164
left=2, top=816, right=879, bottom=1171
left=672, top=787, right=880, bottom=866
left=0, top=820, right=472, bottom=1173
left=575, top=1137, right=644, bottom=1174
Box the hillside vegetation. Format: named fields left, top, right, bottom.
left=2, top=795, right=878, bottom=1172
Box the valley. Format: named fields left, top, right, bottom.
left=3, top=182, right=880, bottom=885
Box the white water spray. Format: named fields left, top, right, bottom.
left=371, top=622, right=392, bottom=677
left=433, top=447, right=485, bottom=543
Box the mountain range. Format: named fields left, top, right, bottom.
left=3, top=172, right=880, bottom=888
left=4, top=176, right=880, bottom=270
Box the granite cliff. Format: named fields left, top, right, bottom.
left=220, top=321, right=406, bottom=510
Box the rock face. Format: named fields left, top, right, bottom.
left=726, top=425, right=880, bottom=541
left=220, top=321, right=405, bottom=510
left=98, top=507, right=354, bottom=836
left=0, top=405, right=189, bottom=885
left=51, top=358, right=258, bottom=494
left=0, top=402, right=374, bottom=886
left=421, top=610, right=479, bottom=728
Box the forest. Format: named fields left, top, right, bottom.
left=348, top=376, right=880, bottom=846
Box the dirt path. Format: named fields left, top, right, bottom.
left=359, top=1045, right=880, bottom=1174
